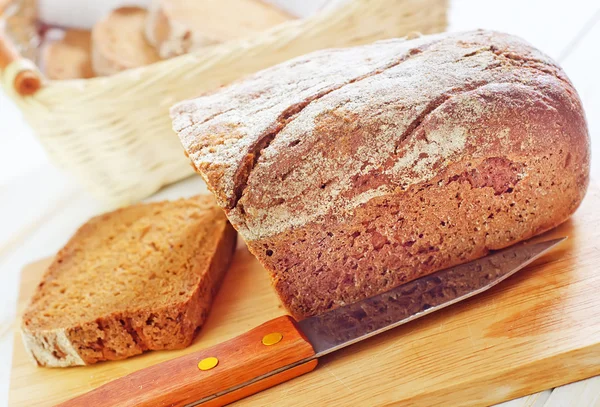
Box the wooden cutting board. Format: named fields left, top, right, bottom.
left=9, top=185, right=600, bottom=407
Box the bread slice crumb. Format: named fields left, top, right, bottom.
left=21, top=195, right=236, bottom=367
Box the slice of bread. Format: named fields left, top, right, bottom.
left=21, top=195, right=237, bottom=367
left=41, top=29, right=94, bottom=80
left=145, top=0, right=293, bottom=58
left=92, top=6, right=161, bottom=76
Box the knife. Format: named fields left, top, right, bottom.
left=60, top=237, right=565, bottom=407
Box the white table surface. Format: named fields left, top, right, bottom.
left=1, top=1, right=600, bottom=406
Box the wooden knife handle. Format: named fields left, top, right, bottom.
left=59, top=315, right=317, bottom=407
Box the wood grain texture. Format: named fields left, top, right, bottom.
left=8, top=184, right=600, bottom=406
left=58, top=316, right=315, bottom=407
left=203, top=359, right=318, bottom=407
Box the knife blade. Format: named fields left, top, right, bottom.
left=60, top=237, right=565, bottom=407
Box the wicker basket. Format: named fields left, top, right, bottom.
left=0, top=0, right=448, bottom=206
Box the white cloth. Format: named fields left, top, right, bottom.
left=37, top=0, right=350, bottom=29
left=38, top=0, right=153, bottom=29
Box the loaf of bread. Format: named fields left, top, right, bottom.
left=92, top=6, right=160, bottom=76
left=171, top=30, right=590, bottom=319
left=41, top=29, right=94, bottom=80
left=21, top=196, right=237, bottom=367
left=145, top=0, right=292, bottom=58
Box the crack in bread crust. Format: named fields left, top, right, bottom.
left=234, top=73, right=580, bottom=240
left=230, top=40, right=445, bottom=210
left=489, top=46, right=573, bottom=88
left=390, top=81, right=493, bottom=155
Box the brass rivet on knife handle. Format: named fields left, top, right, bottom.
left=198, top=357, right=219, bottom=371
left=262, top=332, right=283, bottom=346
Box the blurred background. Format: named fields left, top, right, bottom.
left=0, top=0, right=598, bottom=405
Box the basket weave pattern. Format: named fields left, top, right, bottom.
left=1, top=0, right=448, bottom=205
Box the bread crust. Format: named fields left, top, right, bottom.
left=171, top=30, right=590, bottom=319
left=145, top=0, right=292, bottom=58
left=21, top=196, right=237, bottom=366
left=41, top=29, right=94, bottom=80
left=92, top=7, right=160, bottom=76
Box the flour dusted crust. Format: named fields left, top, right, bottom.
left=21, top=196, right=237, bottom=367
left=171, top=30, right=590, bottom=319
left=145, top=0, right=292, bottom=58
